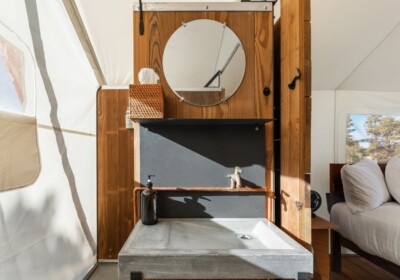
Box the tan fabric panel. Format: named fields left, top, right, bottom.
left=0, top=111, right=40, bottom=191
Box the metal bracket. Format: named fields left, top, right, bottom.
left=288, top=68, right=301, bottom=90
left=266, top=190, right=276, bottom=199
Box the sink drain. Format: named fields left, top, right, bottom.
left=236, top=234, right=253, bottom=240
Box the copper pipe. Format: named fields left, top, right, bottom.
left=133, top=186, right=272, bottom=225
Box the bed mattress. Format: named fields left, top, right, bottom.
left=331, top=202, right=400, bottom=266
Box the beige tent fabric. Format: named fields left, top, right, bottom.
left=0, top=111, right=40, bottom=191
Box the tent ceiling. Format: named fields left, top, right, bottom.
left=312, top=0, right=400, bottom=91
left=75, top=0, right=134, bottom=86
left=74, top=0, right=400, bottom=91
left=338, top=22, right=400, bottom=92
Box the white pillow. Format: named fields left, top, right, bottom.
left=385, top=156, right=400, bottom=203
left=341, top=159, right=391, bottom=213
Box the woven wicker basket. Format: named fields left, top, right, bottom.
left=129, top=84, right=164, bottom=119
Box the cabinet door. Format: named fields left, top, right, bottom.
left=278, top=0, right=311, bottom=245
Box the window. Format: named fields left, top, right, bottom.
left=0, top=36, right=26, bottom=114
left=346, top=114, right=400, bottom=163
left=0, top=24, right=39, bottom=191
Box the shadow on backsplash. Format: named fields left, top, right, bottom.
left=158, top=192, right=265, bottom=218
left=140, top=125, right=265, bottom=188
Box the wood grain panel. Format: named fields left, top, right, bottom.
left=97, top=89, right=106, bottom=259
left=265, top=122, right=274, bottom=221
left=278, top=0, right=311, bottom=244
left=97, top=88, right=135, bottom=259
left=330, top=256, right=400, bottom=280
left=255, top=12, right=274, bottom=119
left=312, top=229, right=330, bottom=280
left=254, top=12, right=275, bottom=220
left=133, top=11, right=274, bottom=120
left=118, top=92, right=135, bottom=251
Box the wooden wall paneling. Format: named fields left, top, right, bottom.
left=255, top=12, right=273, bottom=119
left=117, top=90, right=135, bottom=253
left=279, top=0, right=311, bottom=244
left=225, top=12, right=256, bottom=119
left=150, top=12, right=179, bottom=118
left=104, top=90, right=119, bottom=259
left=265, top=121, right=274, bottom=221
left=134, top=11, right=274, bottom=120
left=97, top=89, right=106, bottom=259
left=254, top=11, right=275, bottom=220
left=97, top=89, right=135, bottom=259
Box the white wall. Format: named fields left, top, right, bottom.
left=311, top=91, right=335, bottom=220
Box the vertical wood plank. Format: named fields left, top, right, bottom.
left=117, top=90, right=135, bottom=254
left=255, top=12, right=274, bottom=119
left=150, top=12, right=178, bottom=118
left=279, top=0, right=311, bottom=244
left=97, top=89, right=106, bottom=259
left=97, top=88, right=135, bottom=259
left=254, top=12, right=274, bottom=220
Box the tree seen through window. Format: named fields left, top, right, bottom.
left=346, top=114, right=400, bottom=163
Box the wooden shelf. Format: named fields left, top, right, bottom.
left=312, top=216, right=339, bottom=230
left=141, top=186, right=267, bottom=192
left=136, top=118, right=274, bottom=126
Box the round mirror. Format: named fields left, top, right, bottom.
left=163, top=19, right=246, bottom=106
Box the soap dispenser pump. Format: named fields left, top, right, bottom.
left=141, top=175, right=157, bottom=225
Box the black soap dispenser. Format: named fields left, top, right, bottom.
left=141, top=175, right=157, bottom=225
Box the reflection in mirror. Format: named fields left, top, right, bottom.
left=163, top=19, right=246, bottom=106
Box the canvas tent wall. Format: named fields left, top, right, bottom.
left=0, top=0, right=97, bottom=279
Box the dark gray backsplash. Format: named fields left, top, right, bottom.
left=140, top=124, right=266, bottom=218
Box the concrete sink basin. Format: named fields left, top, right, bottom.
left=118, top=218, right=312, bottom=279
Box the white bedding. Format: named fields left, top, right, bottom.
left=331, top=202, right=400, bottom=266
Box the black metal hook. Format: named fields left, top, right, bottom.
left=288, top=68, right=302, bottom=90
left=139, top=0, right=144, bottom=35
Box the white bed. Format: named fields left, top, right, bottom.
left=331, top=202, right=400, bottom=266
